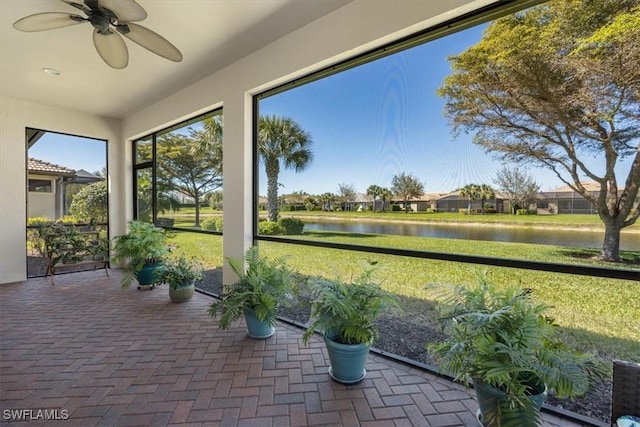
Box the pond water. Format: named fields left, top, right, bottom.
left=303, top=219, right=640, bottom=251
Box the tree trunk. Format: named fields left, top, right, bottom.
left=195, top=201, right=200, bottom=228
left=601, top=222, right=622, bottom=262
left=266, top=160, right=280, bottom=222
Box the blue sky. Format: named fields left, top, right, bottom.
left=258, top=24, right=633, bottom=196
left=29, top=132, right=106, bottom=175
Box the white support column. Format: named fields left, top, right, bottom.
left=222, top=90, right=254, bottom=285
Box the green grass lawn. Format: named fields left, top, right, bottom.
left=167, top=229, right=640, bottom=363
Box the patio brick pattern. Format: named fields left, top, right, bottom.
left=0, top=270, right=590, bottom=426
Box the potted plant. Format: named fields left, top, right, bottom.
left=111, top=220, right=170, bottom=289
left=427, top=271, right=603, bottom=427
left=301, top=262, right=398, bottom=384
left=208, top=246, right=298, bottom=339
left=159, top=255, right=203, bottom=303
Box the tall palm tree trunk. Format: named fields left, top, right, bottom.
left=266, top=160, right=280, bottom=222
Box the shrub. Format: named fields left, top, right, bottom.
left=516, top=208, right=537, bottom=215
left=484, top=208, right=497, bottom=214
left=259, top=221, right=284, bottom=235
left=201, top=218, right=217, bottom=230
left=27, top=216, right=52, bottom=256
left=391, top=204, right=402, bottom=211
left=68, top=181, right=108, bottom=223
left=201, top=217, right=224, bottom=231
left=279, top=217, right=304, bottom=235
left=305, top=203, right=315, bottom=211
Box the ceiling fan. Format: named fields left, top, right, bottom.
left=13, top=0, right=183, bottom=69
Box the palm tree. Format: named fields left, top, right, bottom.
left=366, top=185, right=382, bottom=212
left=259, top=115, right=313, bottom=222
left=379, top=187, right=392, bottom=212
left=476, top=184, right=495, bottom=215
left=459, top=183, right=480, bottom=212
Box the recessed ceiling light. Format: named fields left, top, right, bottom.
left=42, top=68, right=62, bottom=76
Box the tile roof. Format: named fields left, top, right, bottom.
left=28, top=158, right=75, bottom=176
left=546, top=181, right=601, bottom=193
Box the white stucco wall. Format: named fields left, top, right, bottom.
left=0, top=96, right=123, bottom=284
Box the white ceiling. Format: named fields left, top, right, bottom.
left=0, top=0, right=352, bottom=119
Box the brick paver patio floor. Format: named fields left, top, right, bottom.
left=1, top=270, right=592, bottom=426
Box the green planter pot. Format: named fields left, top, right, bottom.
left=136, top=261, right=163, bottom=287
left=474, top=378, right=546, bottom=427
left=169, top=281, right=195, bottom=303
left=323, top=333, right=371, bottom=384
left=244, top=309, right=275, bottom=339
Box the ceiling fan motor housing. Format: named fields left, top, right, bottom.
left=89, top=14, right=110, bottom=33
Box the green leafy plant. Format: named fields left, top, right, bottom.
left=200, top=217, right=217, bottom=231
left=302, top=262, right=398, bottom=346
left=208, top=246, right=298, bottom=329
left=111, top=220, right=170, bottom=288
left=159, top=255, right=203, bottom=290
left=279, top=217, right=304, bottom=235
left=427, top=271, right=604, bottom=426
left=258, top=220, right=284, bottom=235
left=40, top=222, right=85, bottom=265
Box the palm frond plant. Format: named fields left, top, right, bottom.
left=111, top=220, right=170, bottom=288
left=208, top=246, right=298, bottom=338
left=427, top=271, right=604, bottom=426
left=302, top=262, right=398, bottom=384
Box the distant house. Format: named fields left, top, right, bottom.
left=538, top=182, right=603, bottom=214
left=27, top=158, right=102, bottom=220
left=397, top=193, right=442, bottom=212
left=435, top=190, right=506, bottom=213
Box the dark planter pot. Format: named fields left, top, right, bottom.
left=473, top=378, right=546, bottom=427
left=136, top=261, right=163, bottom=287
left=323, top=333, right=371, bottom=384
left=243, top=309, right=275, bottom=339
left=169, top=281, right=195, bottom=303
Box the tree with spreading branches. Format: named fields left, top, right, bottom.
left=156, top=116, right=223, bottom=227
left=391, top=173, right=424, bottom=213
left=337, top=183, right=357, bottom=211
left=495, top=167, right=541, bottom=215
left=438, top=0, right=640, bottom=261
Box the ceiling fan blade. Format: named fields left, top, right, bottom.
left=99, top=0, right=147, bottom=22
left=60, top=0, right=91, bottom=13
left=93, top=28, right=128, bottom=69
left=13, top=13, right=84, bottom=32
left=120, top=23, right=182, bottom=62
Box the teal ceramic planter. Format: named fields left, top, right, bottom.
left=244, top=309, right=275, bottom=339
left=323, top=333, right=371, bottom=384
left=136, top=261, right=163, bottom=286
left=474, top=378, right=546, bottom=427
